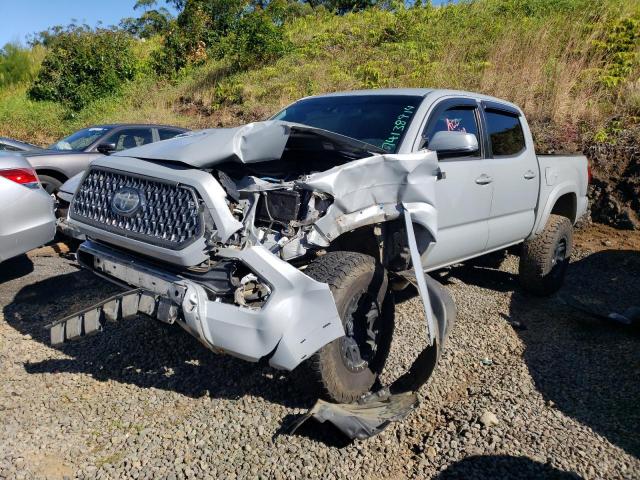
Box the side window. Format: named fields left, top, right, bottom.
left=158, top=128, right=183, bottom=141
left=104, top=128, right=154, bottom=151
left=424, top=106, right=480, bottom=158
left=0, top=144, right=19, bottom=151
left=485, top=110, right=525, bottom=156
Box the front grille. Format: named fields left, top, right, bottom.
left=70, top=168, right=204, bottom=249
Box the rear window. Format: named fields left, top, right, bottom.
left=485, top=110, right=525, bottom=156
left=272, top=95, right=423, bottom=153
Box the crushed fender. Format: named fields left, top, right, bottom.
left=291, top=214, right=455, bottom=440
left=290, top=273, right=451, bottom=440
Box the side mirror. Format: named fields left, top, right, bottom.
left=96, top=142, right=116, bottom=155
left=427, top=131, right=479, bottom=157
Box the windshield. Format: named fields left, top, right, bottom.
left=48, top=126, right=111, bottom=151
left=272, top=95, right=423, bottom=153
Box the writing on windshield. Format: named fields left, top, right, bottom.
left=272, top=95, right=423, bottom=153
left=382, top=105, right=417, bottom=152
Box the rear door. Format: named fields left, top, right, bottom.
left=419, top=98, right=493, bottom=270
left=481, top=103, right=538, bottom=250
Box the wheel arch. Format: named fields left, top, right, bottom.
left=327, top=219, right=434, bottom=272
left=530, top=182, right=579, bottom=238
left=35, top=168, right=68, bottom=183
left=551, top=192, right=577, bottom=223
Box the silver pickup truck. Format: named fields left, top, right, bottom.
left=50, top=89, right=588, bottom=420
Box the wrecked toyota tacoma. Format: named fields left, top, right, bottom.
left=50, top=89, right=588, bottom=438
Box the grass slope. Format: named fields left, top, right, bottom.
left=0, top=0, right=638, bottom=153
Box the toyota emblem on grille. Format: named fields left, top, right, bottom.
left=111, top=187, right=143, bottom=216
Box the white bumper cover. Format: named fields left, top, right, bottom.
left=72, top=241, right=344, bottom=371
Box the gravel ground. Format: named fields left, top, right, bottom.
left=0, top=227, right=638, bottom=480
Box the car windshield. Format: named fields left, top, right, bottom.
left=272, top=95, right=423, bottom=153
left=48, top=127, right=111, bottom=151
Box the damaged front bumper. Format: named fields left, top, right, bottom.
left=56, top=216, right=86, bottom=241
left=50, top=240, right=345, bottom=371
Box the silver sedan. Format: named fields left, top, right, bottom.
left=0, top=153, right=56, bottom=263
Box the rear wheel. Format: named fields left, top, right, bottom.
left=519, top=214, right=573, bottom=296
left=305, top=251, right=394, bottom=403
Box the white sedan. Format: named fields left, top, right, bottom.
left=0, top=153, right=55, bottom=263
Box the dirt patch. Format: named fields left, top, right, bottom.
left=19, top=452, right=74, bottom=480
left=27, top=242, right=71, bottom=259
left=574, top=222, right=640, bottom=253
left=585, top=126, right=640, bottom=230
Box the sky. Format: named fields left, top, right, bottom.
left=0, top=0, right=176, bottom=47
left=0, top=0, right=451, bottom=48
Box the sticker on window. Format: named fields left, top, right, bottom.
left=445, top=118, right=466, bottom=133
left=382, top=105, right=416, bottom=152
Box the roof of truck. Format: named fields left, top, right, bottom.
left=316, top=88, right=435, bottom=97
left=313, top=88, right=522, bottom=112
left=85, top=123, right=189, bottom=130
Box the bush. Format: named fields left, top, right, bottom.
left=218, top=11, right=290, bottom=70
left=0, top=43, right=45, bottom=88
left=28, top=29, right=137, bottom=110
left=594, top=16, right=640, bottom=89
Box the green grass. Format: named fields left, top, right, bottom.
left=95, top=452, right=125, bottom=468
left=0, top=0, right=638, bottom=150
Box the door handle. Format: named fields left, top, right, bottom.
left=475, top=174, right=493, bottom=185
left=524, top=170, right=536, bottom=180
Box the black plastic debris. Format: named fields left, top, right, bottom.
left=48, top=288, right=149, bottom=345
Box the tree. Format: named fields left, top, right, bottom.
left=120, top=0, right=174, bottom=38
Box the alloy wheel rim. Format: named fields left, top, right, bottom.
left=339, top=291, right=380, bottom=373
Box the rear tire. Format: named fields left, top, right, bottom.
left=305, top=251, right=394, bottom=403
left=519, top=214, right=573, bottom=296
left=38, top=174, right=63, bottom=195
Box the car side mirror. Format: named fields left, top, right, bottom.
left=97, top=142, right=116, bottom=155
left=427, top=131, right=479, bottom=157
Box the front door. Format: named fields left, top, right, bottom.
left=420, top=99, right=493, bottom=270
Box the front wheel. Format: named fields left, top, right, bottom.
left=305, top=251, right=394, bottom=403
left=519, top=214, right=573, bottom=296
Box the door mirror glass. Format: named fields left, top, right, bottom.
left=428, top=131, right=479, bottom=156
left=96, top=142, right=116, bottom=154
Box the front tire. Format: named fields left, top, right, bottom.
left=519, top=214, right=573, bottom=296
left=305, top=251, right=394, bottom=403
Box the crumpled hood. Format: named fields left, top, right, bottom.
left=113, top=121, right=386, bottom=167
